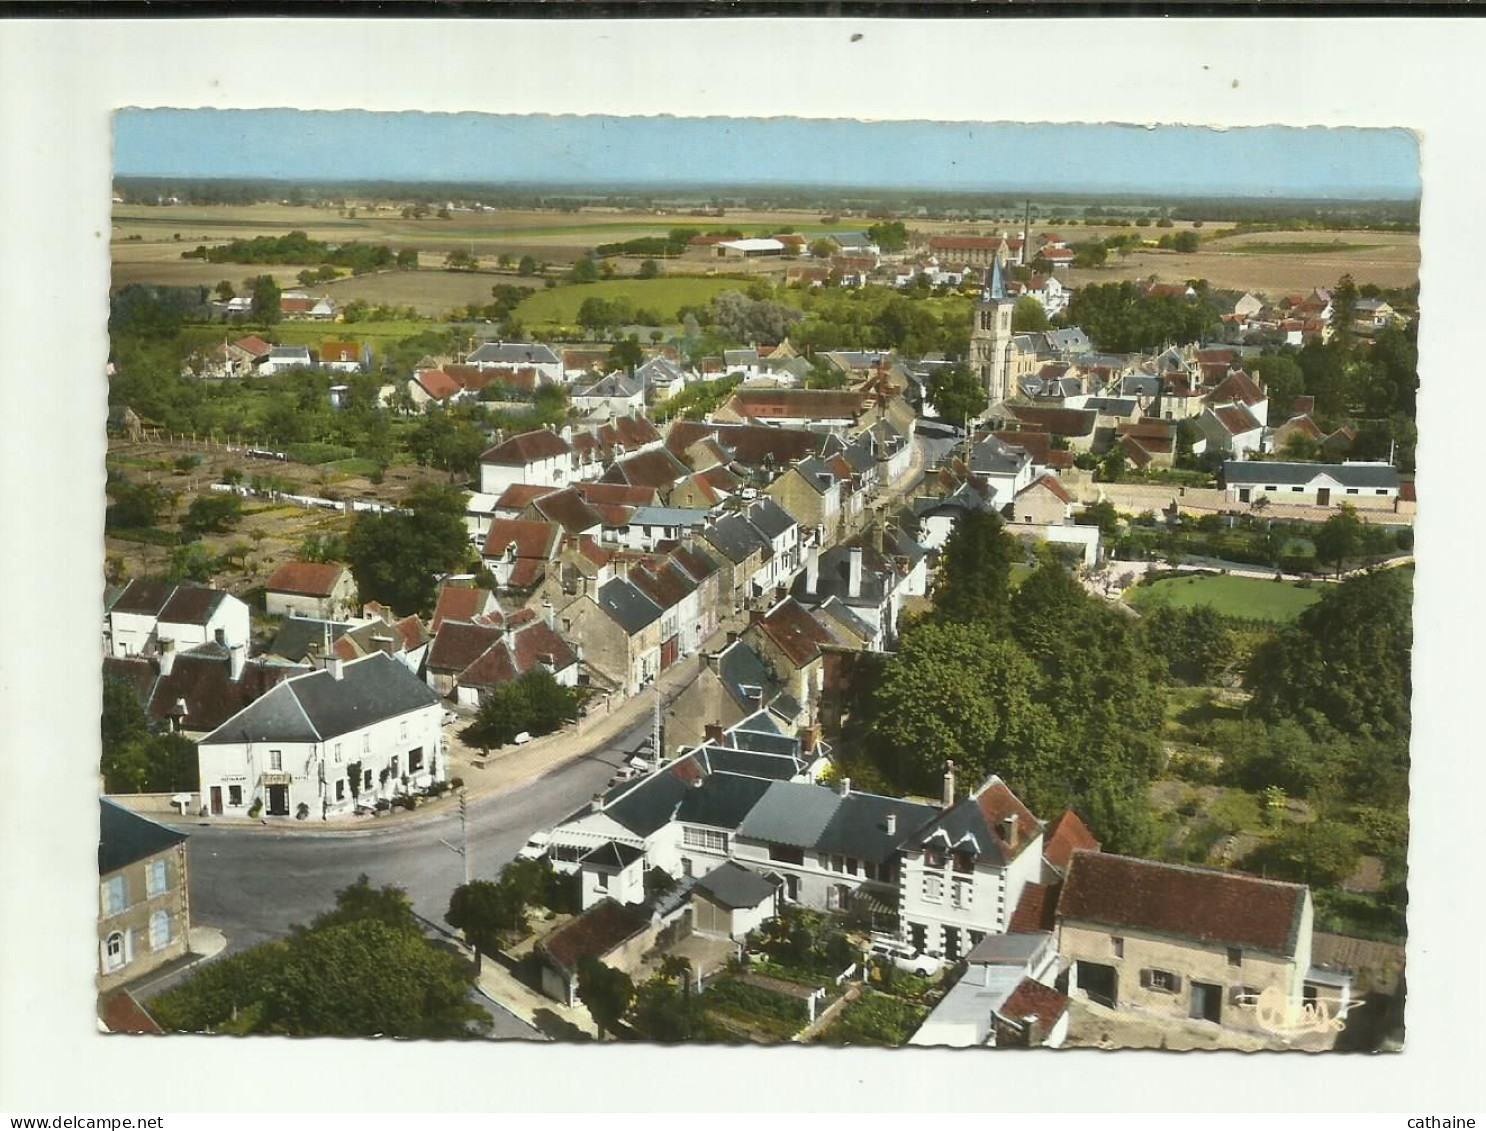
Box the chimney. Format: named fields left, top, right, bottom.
left=327, top=656, right=345, bottom=681
left=543, top=596, right=555, bottom=631
left=886, top=812, right=897, bottom=836
left=838, top=776, right=851, bottom=797
left=158, top=638, right=176, bottom=677
left=805, top=546, right=819, bottom=596
left=229, top=642, right=246, bottom=681
left=942, top=759, right=956, bottom=809
left=726, top=630, right=738, bottom=647
left=999, top=813, right=1019, bottom=847
left=848, top=547, right=864, bottom=598
left=704, top=723, right=724, bottom=744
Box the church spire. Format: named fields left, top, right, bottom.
left=989, top=254, right=1005, bottom=302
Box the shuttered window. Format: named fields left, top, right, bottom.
left=146, top=859, right=168, bottom=898
left=1141, top=969, right=1182, bottom=993
left=102, top=876, right=126, bottom=917
left=149, top=910, right=171, bottom=951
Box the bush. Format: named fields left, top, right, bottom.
left=248, top=799, right=262, bottom=819
left=285, top=441, right=356, bottom=465
left=374, top=798, right=391, bottom=813
left=450, top=777, right=464, bottom=790
left=296, top=802, right=310, bottom=820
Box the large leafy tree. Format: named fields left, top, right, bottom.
left=248, top=274, right=282, bottom=324
left=1246, top=567, right=1413, bottom=739
left=459, top=670, right=588, bottom=751
left=101, top=676, right=199, bottom=793
left=929, top=509, right=1016, bottom=631
left=925, top=362, right=989, bottom=428
left=150, top=878, right=488, bottom=1038
left=1314, top=504, right=1363, bottom=576
left=346, top=483, right=470, bottom=614
left=577, top=956, right=635, bottom=1040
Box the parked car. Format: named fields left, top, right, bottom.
left=441, top=710, right=458, bottom=727
left=869, top=935, right=943, bottom=977
left=513, top=731, right=532, bottom=746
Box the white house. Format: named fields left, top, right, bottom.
left=478, top=428, right=576, bottom=496
left=744, top=497, right=801, bottom=596
left=908, top=932, right=1069, bottom=1049
left=467, top=341, right=564, bottom=386
left=621, top=506, right=712, bottom=553
left=896, top=771, right=1047, bottom=963
left=258, top=345, right=313, bottom=376
left=572, top=371, right=646, bottom=418
left=1222, top=460, right=1401, bottom=509
left=105, top=580, right=250, bottom=658
left=197, top=652, right=444, bottom=820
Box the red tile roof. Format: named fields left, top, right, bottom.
left=755, top=598, right=831, bottom=669
left=530, top=488, right=604, bottom=535
left=321, top=341, right=362, bottom=364
left=570, top=534, right=614, bottom=568
left=540, top=899, right=649, bottom=975
left=1059, top=852, right=1308, bottom=956
left=1212, top=404, right=1261, bottom=435
left=234, top=335, right=272, bottom=358
left=427, top=620, right=505, bottom=673
left=929, top=235, right=1001, bottom=251
left=509, top=619, right=578, bottom=674
left=158, top=585, right=224, bottom=626
left=480, top=428, right=572, bottom=466
left=413, top=369, right=462, bottom=401
left=482, top=518, right=561, bottom=562
left=599, top=448, right=691, bottom=491
left=1208, top=370, right=1265, bottom=407
left=575, top=481, right=660, bottom=507
left=1043, top=810, right=1101, bottom=874
left=507, top=558, right=546, bottom=591
left=995, top=978, right=1070, bottom=1033
left=495, top=483, right=561, bottom=512
left=629, top=563, right=696, bottom=614
left=99, top=990, right=163, bottom=1035
left=1022, top=474, right=1074, bottom=505
left=1009, top=882, right=1060, bottom=934
left=1119, top=435, right=1152, bottom=469
left=1008, top=406, right=1096, bottom=437
left=266, top=561, right=347, bottom=598
left=725, top=389, right=869, bottom=421
left=455, top=640, right=518, bottom=689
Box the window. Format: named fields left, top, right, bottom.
left=1376, top=488, right=1390, bottom=496
left=400, top=721, right=408, bottom=742
left=1227, top=947, right=1243, bottom=967
left=864, top=861, right=878, bottom=882
left=1145, top=969, right=1181, bottom=993
left=1233, top=985, right=1261, bottom=1008
left=924, top=849, right=946, bottom=870
left=1292, top=486, right=1304, bottom=493
left=102, top=876, right=126, bottom=916
left=334, top=743, right=342, bottom=764
left=149, top=910, right=171, bottom=951
left=952, top=852, right=975, bottom=874
left=923, top=875, right=944, bottom=903
left=363, top=734, right=371, bottom=754
left=1112, top=936, right=1125, bottom=959
left=681, top=858, right=693, bottom=878
left=269, top=749, right=283, bottom=771
left=391, top=756, right=399, bottom=779
left=768, top=844, right=805, bottom=866
left=409, top=748, right=424, bottom=773
left=104, top=931, right=126, bottom=972
left=846, top=858, right=859, bottom=877
left=146, top=859, right=168, bottom=898
left=597, top=872, right=610, bottom=890
left=785, top=875, right=799, bottom=901
left=830, top=854, right=846, bottom=873
left=228, top=785, right=242, bottom=807
left=683, top=827, right=728, bottom=853
left=952, top=879, right=973, bottom=908
left=1346, top=488, right=1359, bottom=495
left=1265, top=485, right=1277, bottom=493
left=364, top=769, right=373, bottom=790
left=336, top=780, right=345, bottom=801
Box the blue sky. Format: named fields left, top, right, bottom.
left=114, top=110, right=1420, bottom=200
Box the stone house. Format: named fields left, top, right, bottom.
left=264, top=562, right=357, bottom=621
left=98, top=799, right=191, bottom=994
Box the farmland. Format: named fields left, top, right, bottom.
left=315, top=267, right=541, bottom=316
left=1125, top=573, right=1325, bottom=622
left=512, top=276, right=770, bottom=328
left=1067, top=228, right=1418, bottom=293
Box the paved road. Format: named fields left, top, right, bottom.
left=176, top=715, right=652, bottom=955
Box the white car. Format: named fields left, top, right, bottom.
left=870, top=936, right=944, bottom=977
left=442, top=710, right=458, bottom=727
left=516, top=832, right=550, bottom=861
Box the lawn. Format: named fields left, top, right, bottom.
left=513, top=277, right=760, bottom=326
left=1127, top=574, right=1324, bottom=622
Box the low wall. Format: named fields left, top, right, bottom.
left=105, top=792, right=201, bottom=817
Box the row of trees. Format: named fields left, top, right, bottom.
left=182, top=230, right=401, bottom=274
left=1062, top=281, right=1221, bottom=353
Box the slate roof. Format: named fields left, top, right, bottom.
left=469, top=341, right=560, bottom=366
left=1058, top=852, right=1308, bottom=956
left=631, top=505, right=710, bottom=528
left=676, top=772, right=774, bottom=830
left=99, top=798, right=186, bottom=875
left=1222, top=460, right=1400, bottom=489
left=266, top=617, right=352, bottom=663
left=747, top=497, right=796, bottom=540
left=703, top=513, right=770, bottom=564
left=969, top=435, right=1031, bottom=477
left=110, top=579, right=175, bottom=617
left=579, top=841, right=645, bottom=870
left=697, top=745, right=805, bottom=782
left=266, top=561, right=347, bottom=598
left=157, top=586, right=226, bottom=627
left=575, top=371, right=645, bottom=399
left=694, top=861, right=778, bottom=911
left=1085, top=397, right=1139, bottom=417
left=717, top=640, right=799, bottom=719
left=540, top=899, right=649, bottom=975
left=738, top=781, right=843, bottom=848
left=815, top=792, right=940, bottom=865
left=908, top=777, right=1041, bottom=866
left=201, top=652, right=439, bottom=745
left=603, top=754, right=705, bottom=836
left=597, top=577, right=663, bottom=635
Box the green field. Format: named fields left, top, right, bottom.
left=512, top=276, right=764, bottom=326
left=1218, top=241, right=1383, bottom=255
left=1127, top=574, right=1326, bottom=622
left=267, top=320, right=447, bottom=345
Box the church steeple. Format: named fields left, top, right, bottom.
left=971, top=249, right=1016, bottom=412
left=988, top=254, right=1005, bottom=302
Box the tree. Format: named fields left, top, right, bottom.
left=1314, top=504, right=1362, bottom=576
left=866, top=220, right=909, bottom=253
left=924, top=363, right=988, bottom=429
left=1245, top=567, right=1412, bottom=739
left=459, top=670, right=587, bottom=751
left=444, top=248, right=477, bottom=270
left=578, top=296, right=614, bottom=334
left=1251, top=353, right=1304, bottom=413
left=396, top=248, right=419, bottom=269
left=1012, top=296, right=1050, bottom=332
left=446, top=880, right=514, bottom=962
left=248, top=275, right=281, bottom=324
left=608, top=335, right=644, bottom=373
left=809, top=238, right=834, bottom=259
left=518, top=255, right=538, bottom=276
left=310, top=874, right=418, bottom=934
left=931, top=509, right=1016, bottom=630
left=181, top=493, right=243, bottom=536
left=1077, top=500, right=1121, bottom=539
left=346, top=483, right=470, bottom=614
left=213, top=280, right=235, bottom=302
left=1242, top=821, right=1361, bottom=889
left=637, top=258, right=661, bottom=279
left=167, top=542, right=218, bottom=583
left=577, top=956, right=635, bottom=1040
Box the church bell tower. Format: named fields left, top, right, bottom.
left=971, top=255, right=1016, bottom=412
